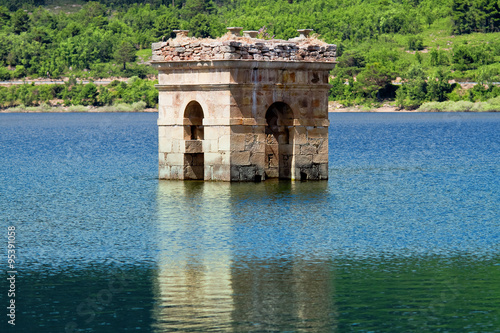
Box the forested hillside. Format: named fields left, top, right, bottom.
left=1, top=0, right=500, bottom=109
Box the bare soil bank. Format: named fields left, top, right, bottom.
left=328, top=101, right=413, bottom=112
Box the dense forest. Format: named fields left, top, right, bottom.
left=0, top=0, right=500, bottom=109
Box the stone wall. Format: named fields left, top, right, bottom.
left=153, top=29, right=336, bottom=182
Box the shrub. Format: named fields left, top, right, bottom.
left=447, top=85, right=466, bottom=101
left=396, top=65, right=427, bottom=109
left=131, top=100, right=146, bottom=111
left=418, top=100, right=477, bottom=112
left=12, top=65, right=25, bottom=79
left=407, top=36, right=424, bottom=51
left=0, top=66, right=10, bottom=80
left=426, top=70, right=453, bottom=102
left=429, top=49, right=450, bottom=66
left=418, top=101, right=443, bottom=112
left=68, top=105, right=89, bottom=112
left=449, top=100, right=474, bottom=111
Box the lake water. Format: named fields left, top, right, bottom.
left=1, top=112, right=499, bottom=332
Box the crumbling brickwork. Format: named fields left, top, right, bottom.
left=152, top=40, right=336, bottom=62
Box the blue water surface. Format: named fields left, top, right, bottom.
left=0, top=112, right=499, bottom=332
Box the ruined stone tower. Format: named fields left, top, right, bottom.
left=151, top=28, right=336, bottom=181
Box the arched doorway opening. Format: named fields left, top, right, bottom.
left=184, top=101, right=204, bottom=180
left=264, top=102, right=293, bottom=179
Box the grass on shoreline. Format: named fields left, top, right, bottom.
left=418, top=97, right=500, bottom=112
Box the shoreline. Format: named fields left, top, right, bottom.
left=1, top=102, right=498, bottom=113
left=0, top=106, right=158, bottom=113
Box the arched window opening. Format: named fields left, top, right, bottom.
left=264, top=102, right=294, bottom=180
left=184, top=101, right=204, bottom=140
left=183, top=101, right=204, bottom=180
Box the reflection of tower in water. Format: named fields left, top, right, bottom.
left=153, top=181, right=234, bottom=331
left=231, top=259, right=338, bottom=331
left=153, top=181, right=337, bottom=331
left=228, top=181, right=337, bottom=331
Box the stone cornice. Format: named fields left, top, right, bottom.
left=152, top=60, right=336, bottom=71
left=157, top=118, right=330, bottom=127
left=155, top=83, right=332, bottom=91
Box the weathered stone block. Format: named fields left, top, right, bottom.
left=300, top=145, right=317, bottom=155
left=224, top=53, right=241, bottom=60
left=204, top=152, right=222, bottom=165
left=312, top=153, right=328, bottom=164
left=204, top=165, right=212, bottom=180
left=295, top=154, right=313, bottom=167
left=213, top=165, right=231, bottom=181
left=292, top=126, right=308, bottom=145
left=230, top=165, right=241, bottom=181
left=171, top=140, right=183, bottom=153
left=249, top=152, right=265, bottom=165
left=221, top=152, right=230, bottom=165
left=245, top=141, right=264, bottom=153
left=202, top=139, right=218, bottom=153
left=158, top=139, right=172, bottom=153
left=204, top=127, right=219, bottom=140
left=239, top=166, right=257, bottom=181
left=231, top=134, right=246, bottom=151
left=170, top=165, right=183, bottom=180
left=219, top=135, right=231, bottom=151
left=159, top=165, right=171, bottom=179
left=185, top=140, right=203, bottom=153
left=307, top=127, right=328, bottom=138
left=166, top=153, right=184, bottom=166
left=221, top=45, right=236, bottom=52
left=318, top=140, right=328, bottom=155
left=231, top=151, right=251, bottom=166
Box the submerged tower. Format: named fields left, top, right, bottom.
left=152, top=28, right=336, bottom=181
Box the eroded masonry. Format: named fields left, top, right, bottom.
left=151, top=28, right=336, bottom=181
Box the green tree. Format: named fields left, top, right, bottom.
left=154, top=12, right=180, bottom=39
left=396, top=65, right=428, bottom=109
left=407, top=36, right=424, bottom=51
left=182, top=0, right=216, bottom=21
left=11, top=9, right=30, bottom=34
left=97, top=85, right=113, bottom=105
left=114, top=40, right=137, bottom=70
left=79, top=82, right=99, bottom=106
left=0, top=66, right=10, bottom=80
left=475, top=66, right=497, bottom=85
left=79, top=1, right=108, bottom=23
left=356, top=63, right=395, bottom=99
left=452, top=43, right=474, bottom=70
left=187, top=13, right=213, bottom=38
left=429, top=48, right=450, bottom=66
left=426, top=69, right=452, bottom=102
left=334, top=50, right=366, bottom=77
left=0, top=6, right=10, bottom=28
left=17, top=83, right=36, bottom=106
